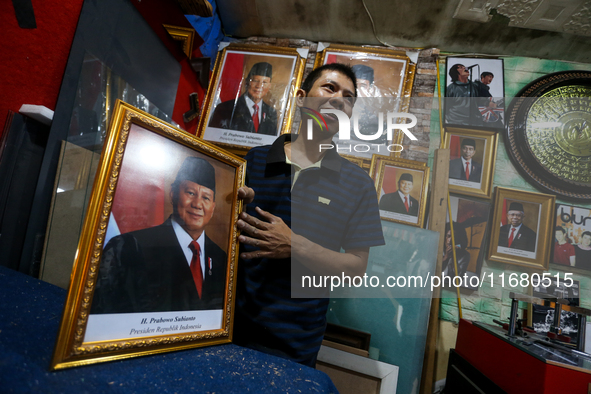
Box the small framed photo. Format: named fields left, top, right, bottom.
left=314, top=44, right=416, bottom=162
left=198, top=43, right=306, bottom=155
left=552, top=203, right=591, bottom=273
left=51, top=101, right=246, bottom=370
left=442, top=128, right=498, bottom=199
left=531, top=277, right=580, bottom=344
left=443, top=195, right=492, bottom=289
left=370, top=157, right=429, bottom=227
left=488, top=187, right=555, bottom=270
left=444, top=57, right=504, bottom=131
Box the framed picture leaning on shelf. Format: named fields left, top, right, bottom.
left=198, top=43, right=306, bottom=155
left=370, top=156, right=429, bottom=228
left=314, top=43, right=416, bottom=164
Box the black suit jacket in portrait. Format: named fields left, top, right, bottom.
left=379, top=191, right=419, bottom=217
left=449, top=158, right=482, bottom=182
left=91, top=217, right=227, bottom=314
left=498, top=224, right=537, bottom=253
left=209, top=94, right=278, bottom=135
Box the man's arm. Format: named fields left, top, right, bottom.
left=237, top=206, right=369, bottom=277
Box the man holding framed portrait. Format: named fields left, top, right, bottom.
left=233, top=63, right=385, bottom=367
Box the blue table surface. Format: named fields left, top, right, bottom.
left=0, top=265, right=338, bottom=393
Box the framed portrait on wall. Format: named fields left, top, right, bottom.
left=443, top=195, right=491, bottom=289
left=552, top=203, right=591, bottom=273
left=314, top=43, right=416, bottom=163
left=370, top=157, right=429, bottom=227
left=197, top=43, right=306, bottom=155
left=442, top=127, right=498, bottom=199
left=444, top=57, right=504, bottom=131
left=51, top=101, right=246, bottom=370
left=488, top=187, right=555, bottom=270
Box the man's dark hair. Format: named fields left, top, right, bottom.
left=449, top=64, right=464, bottom=82
left=582, top=231, right=591, bottom=239
left=481, top=71, right=494, bottom=79
left=555, top=226, right=566, bottom=234
left=300, top=63, right=358, bottom=97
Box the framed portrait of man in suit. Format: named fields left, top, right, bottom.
left=198, top=43, right=306, bottom=155
left=488, top=187, right=555, bottom=270
left=314, top=44, right=416, bottom=165
left=370, top=156, right=429, bottom=227
left=442, top=128, right=498, bottom=199
left=51, top=101, right=246, bottom=370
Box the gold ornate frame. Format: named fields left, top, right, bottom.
left=51, top=100, right=246, bottom=370
left=370, top=156, right=429, bottom=228
left=369, top=154, right=427, bottom=178
left=163, top=24, right=195, bottom=59
left=197, top=43, right=306, bottom=156
left=488, top=187, right=555, bottom=270
left=314, top=43, right=416, bottom=165
left=442, top=127, right=498, bottom=199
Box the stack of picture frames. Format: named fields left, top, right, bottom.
left=197, top=42, right=417, bottom=167
left=441, top=56, right=556, bottom=289
left=50, top=41, right=424, bottom=369
left=438, top=56, right=504, bottom=288
left=441, top=56, right=591, bottom=298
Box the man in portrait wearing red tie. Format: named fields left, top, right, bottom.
left=378, top=173, right=419, bottom=216
left=449, top=138, right=482, bottom=182
left=91, top=157, right=227, bottom=314
left=497, top=202, right=537, bottom=253
left=208, top=62, right=278, bottom=135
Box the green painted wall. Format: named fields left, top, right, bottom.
left=429, top=56, right=591, bottom=324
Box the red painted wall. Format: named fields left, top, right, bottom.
left=0, top=0, right=85, bottom=136
left=0, top=0, right=206, bottom=139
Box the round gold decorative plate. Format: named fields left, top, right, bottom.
left=505, top=71, right=591, bottom=201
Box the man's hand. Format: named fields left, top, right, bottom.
left=238, top=206, right=292, bottom=259
left=238, top=186, right=255, bottom=205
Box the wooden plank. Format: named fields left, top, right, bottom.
left=420, top=148, right=450, bottom=394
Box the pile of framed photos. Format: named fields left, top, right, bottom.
left=441, top=56, right=566, bottom=286
left=440, top=56, right=591, bottom=317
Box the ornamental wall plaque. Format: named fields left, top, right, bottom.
left=505, top=70, right=591, bottom=201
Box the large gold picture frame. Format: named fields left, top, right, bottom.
left=314, top=43, right=416, bottom=164
left=488, top=187, right=555, bottom=270
left=370, top=156, right=429, bottom=228
left=197, top=43, right=306, bottom=155
left=442, top=127, right=498, bottom=199
left=51, top=101, right=246, bottom=370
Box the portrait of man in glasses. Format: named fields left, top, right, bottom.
left=209, top=62, right=279, bottom=135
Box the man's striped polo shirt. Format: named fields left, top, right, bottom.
left=233, top=134, right=384, bottom=367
